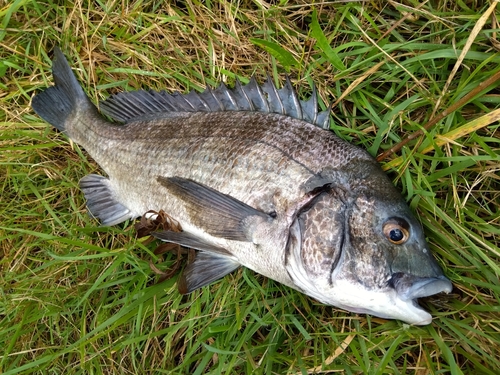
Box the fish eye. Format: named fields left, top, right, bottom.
left=383, top=219, right=410, bottom=245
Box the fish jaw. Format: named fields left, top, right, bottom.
left=326, top=277, right=452, bottom=325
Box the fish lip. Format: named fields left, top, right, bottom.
left=397, top=275, right=453, bottom=302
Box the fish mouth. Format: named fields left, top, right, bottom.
left=390, top=273, right=453, bottom=301
left=398, top=275, right=453, bottom=301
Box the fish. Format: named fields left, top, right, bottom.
left=31, top=47, right=453, bottom=325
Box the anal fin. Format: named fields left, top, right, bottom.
left=79, top=174, right=134, bottom=226
left=178, top=252, right=240, bottom=294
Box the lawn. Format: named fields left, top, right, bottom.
left=1, top=1, right=499, bottom=374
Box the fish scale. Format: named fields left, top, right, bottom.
left=32, top=47, right=453, bottom=325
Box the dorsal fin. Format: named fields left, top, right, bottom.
left=99, top=75, right=331, bottom=128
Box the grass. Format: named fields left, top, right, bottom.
left=1, top=0, right=499, bottom=374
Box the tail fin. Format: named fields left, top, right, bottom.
left=32, top=47, right=96, bottom=132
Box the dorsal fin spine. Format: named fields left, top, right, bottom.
left=263, top=75, right=284, bottom=114
left=177, top=92, right=196, bottom=110
left=206, top=87, right=224, bottom=111
left=254, top=79, right=270, bottom=113
left=236, top=78, right=254, bottom=111
left=244, top=76, right=269, bottom=112
left=217, top=83, right=238, bottom=110
left=309, top=84, right=318, bottom=124
left=285, top=76, right=302, bottom=120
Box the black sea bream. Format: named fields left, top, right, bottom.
left=32, top=47, right=452, bottom=325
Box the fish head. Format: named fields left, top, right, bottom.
left=286, top=164, right=452, bottom=325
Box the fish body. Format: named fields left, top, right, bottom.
left=32, top=47, right=452, bottom=325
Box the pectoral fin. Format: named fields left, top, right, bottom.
left=157, top=176, right=273, bottom=241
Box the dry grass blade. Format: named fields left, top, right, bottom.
left=331, top=60, right=386, bottom=107
left=304, top=325, right=361, bottom=374
left=420, top=107, right=500, bottom=155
